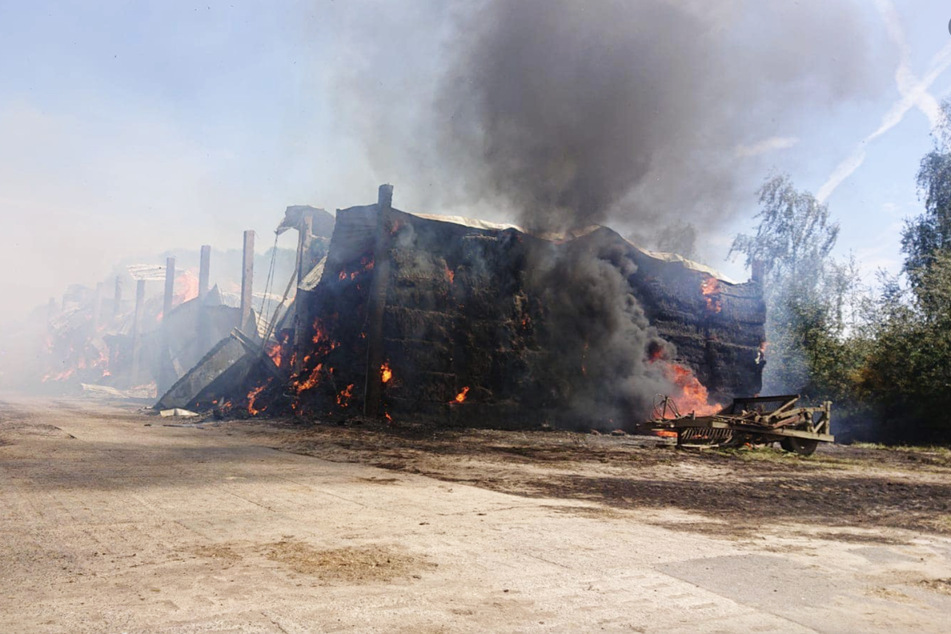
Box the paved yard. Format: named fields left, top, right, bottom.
left=2, top=397, right=950, bottom=632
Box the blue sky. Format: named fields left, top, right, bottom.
left=1, top=1, right=950, bottom=321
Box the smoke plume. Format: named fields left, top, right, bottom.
left=337, top=0, right=885, bottom=249
left=527, top=235, right=674, bottom=424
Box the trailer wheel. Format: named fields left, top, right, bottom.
left=780, top=437, right=819, bottom=456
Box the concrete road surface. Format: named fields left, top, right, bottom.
left=2, top=397, right=951, bottom=632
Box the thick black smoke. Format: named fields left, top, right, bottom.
left=438, top=0, right=711, bottom=232
left=434, top=0, right=884, bottom=238
left=526, top=235, right=674, bottom=424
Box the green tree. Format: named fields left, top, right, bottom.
left=903, top=100, right=951, bottom=289
left=731, top=175, right=839, bottom=289
left=731, top=175, right=846, bottom=396
left=854, top=101, right=951, bottom=443
left=861, top=253, right=951, bottom=442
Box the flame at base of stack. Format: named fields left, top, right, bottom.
left=661, top=363, right=722, bottom=417
left=649, top=348, right=722, bottom=419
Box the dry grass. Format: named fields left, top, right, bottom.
left=261, top=540, right=427, bottom=582
left=919, top=578, right=951, bottom=595
left=222, top=418, right=951, bottom=538
left=194, top=538, right=432, bottom=583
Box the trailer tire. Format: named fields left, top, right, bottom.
left=780, top=437, right=819, bottom=456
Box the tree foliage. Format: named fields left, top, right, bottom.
left=731, top=175, right=848, bottom=397
left=728, top=106, right=951, bottom=444
left=861, top=253, right=951, bottom=442
left=904, top=157, right=951, bottom=288
left=904, top=100, right=951, bottom=289
left=856, top=101, right=951, bottom=442
left=732, top=174, right=839, bottom=291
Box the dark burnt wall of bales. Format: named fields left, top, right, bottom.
left=295, top=205, right=765, bottom=425
left=293, top=205, right=376, bottom=416
left=379, top=212, right=545, bottom=425
left=628, top=248, right=766, bottom=402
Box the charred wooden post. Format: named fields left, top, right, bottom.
left=363, top=184, right=394, bottom=417
left=163, top=257, right=175, bottom=318
left=240, top=230, right=255, bottom=334
left=294, top=214, right=314, bottom=375
left=199, top=245, right=211, bottom=299
left=131, top=279, right=146, bottom=383
left=158, top=258, right=176, bottom=395
left=113, top=276, right=123, bottom=316
left=196, top=244, right=213, bottom=354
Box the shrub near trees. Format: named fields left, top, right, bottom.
left=733, top=102, right=951, bottom=444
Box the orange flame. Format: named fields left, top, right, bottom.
left=293, top=363, right=322, bottom=394
left=311, top=320, right=339, bottom=352
left=336, top=383, right=355, bottom=407
left=265, top=341, right=282, bottom=368
left=444, top=263, right=455, bottom=284
left=664, top=364, right=722, bottom=417
left=700, top=276, right=722, bottom=313
left=247, top=381, right=269, bottom=415
left=158, top=271, right=201, bottom=321
left=381, top=362, right=392, bottom=384
left=176, top=270, right=200, bottom=304
left=42, top=340, right=110, bottom=382
left=42, top=368, right=76, bottom=383
left=337, top=257, right=375, bottom=282
left=648, top=350, right=722, bottom=418
left=453, top=387, right=470, bottom=404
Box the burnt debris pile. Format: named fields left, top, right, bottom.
left=34, top=207, right=334, bottom=402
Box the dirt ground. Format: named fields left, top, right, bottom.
left=3, top=396, right=951, bottom=632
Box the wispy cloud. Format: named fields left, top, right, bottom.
left=735, top=136, right=799, bottom=158
left=817, top=1, right=951, bottom=203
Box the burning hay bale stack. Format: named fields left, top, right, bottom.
left=625, top=247, right=766, bottom=410
left=220, top=186, right=765, bottom=430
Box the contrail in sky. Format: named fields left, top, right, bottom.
left=817, top=1, right=951, bottom=203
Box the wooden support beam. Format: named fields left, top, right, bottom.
left=199, top=245, right=211, bottom=299
left=363, top=183, right=394, bottom=417
left=163, top=257, right=175, bottom=318
left=113, top=276, right=123, bottom=316
left=293, top=214, right=314, bottom=375
left=131, top=280, right=146, bottom=383
left=240, top=230, right=255, bottom=334
left=297, top=214, right=313, bottom=287
left=158, top=257, right=177, bottom=396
